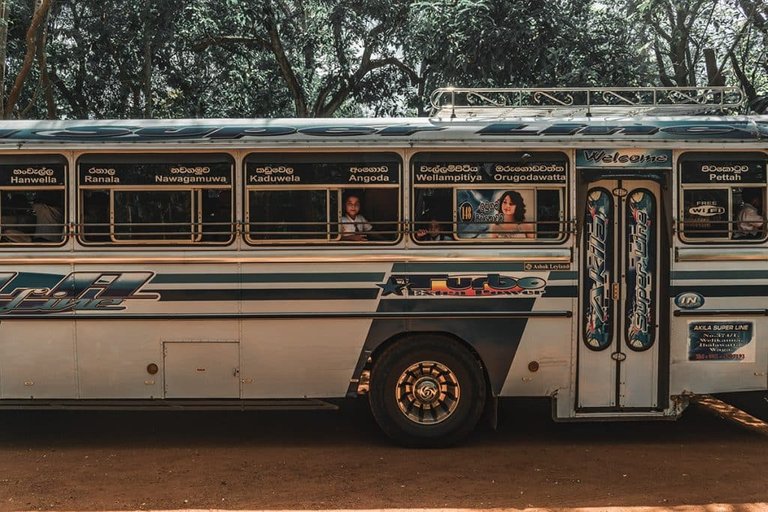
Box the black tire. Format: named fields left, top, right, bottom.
left=368, top=335, right=486, bottom=448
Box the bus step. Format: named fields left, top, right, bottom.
left=690, top=394, right=768, bottom=436
left=0, top=398, right=340, bottom=411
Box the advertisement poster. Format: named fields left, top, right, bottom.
left=681, top=189, right=729, bottom=238
left=688, top=321, right=755, bottom=362
left=456, top=189, right=535, bottom=239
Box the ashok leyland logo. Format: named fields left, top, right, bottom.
left=0, top=272, right=158, bottom=314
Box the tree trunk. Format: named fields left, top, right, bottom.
left=142, top=0, right=153, bottom=118
left=704, top=48, right=724, bottom=86
left=0, top=0, right=9, bottom=119
left=4, top=0, right=52, bottom=118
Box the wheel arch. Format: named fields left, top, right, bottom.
left=365, top=330, right=492, bottom=396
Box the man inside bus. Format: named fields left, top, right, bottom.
left=736, top=188, right=765, bottom=239
left=31, top=190, right=64, bottom=242
left=340, top=193, right=372, bottom=241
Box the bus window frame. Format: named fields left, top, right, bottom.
left=410, top=151, right=570, bottom=245
left=0, top=154, right=68, bottom=248
left=245, top=186, right=338, bottom=244
left=242, top=152, right=403, bottom=246
left=76, top=153, right=235, bottom=247
left=677, top=151, right=768, bottom=245
left=106, top=187, right=203, bottom=244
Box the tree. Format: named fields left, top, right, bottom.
left=3, top=0, right=53, bottom=119
left=192, top=0, right=416, bottom=117
left=402, top=0, right=654, bottom=115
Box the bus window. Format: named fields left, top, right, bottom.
left=411, top=152, right=568, bottom=243
left=0, top=155, right=67, bottom=245
left=245, top=152, right=401, bottom=244
left=733, top=187, right=766, bottom=240
left=77, top=154, right=234, bottom=245
left=249, top=189, right=332, bottom=240
left=681, top=189, right=730, bottom=239
left=679, top=153, right=767, bottom=242
left=113, top=190, right=195, bottom=241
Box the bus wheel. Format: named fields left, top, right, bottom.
left=369, top=336, right=486, bottom=447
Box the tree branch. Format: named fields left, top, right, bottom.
left=263, top=0, right=307, bottom=116
left=654, top=41, right=675, bottom=86
left=192, top=35, right=270, bottom=52
left=5, top=0, right=52, bottom=118
left=729, top=49, right=757, bottom=101
left=36, top=27, right=56, bottom=118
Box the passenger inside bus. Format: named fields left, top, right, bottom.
left=415, top=218, right=450, bottom=241
left=488, top=190, right=535, bottom=239
left=736, top=188, right=765, bottom=239
left=1, top=190, right=63, bottom=243
left=30, top=190, right=65, bottom=242
left=340, top=193, right=372, bottom=241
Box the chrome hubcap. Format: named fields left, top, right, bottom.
left=396, top=361, right=460, bottom=425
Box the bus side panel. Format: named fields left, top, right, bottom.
left=240, top=318, right=373, bottom=398
left=0, top=264, right=77, bottom=399
left=76, top=319, right=239, bottom=399
left=670, top=264, right=768, bottom=394
left=0, top=320, right=77, bottom=399
left=73, top=263, right=240, bottom=399
left=239, top=262, right=383, bottom=399
left=499, top=295, right=575, bottom=398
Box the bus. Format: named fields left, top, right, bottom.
left=0, top=86, right=765, bottom=446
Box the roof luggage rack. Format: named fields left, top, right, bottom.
left=429, top=86, right=746, bottom=119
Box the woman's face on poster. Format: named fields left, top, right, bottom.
left=501, top=194, right=517, bottom=217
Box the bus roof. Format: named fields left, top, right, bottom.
left=0, top=116, right=766, bottom=146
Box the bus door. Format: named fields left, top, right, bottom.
left=577, top=177, right=666, bottom=411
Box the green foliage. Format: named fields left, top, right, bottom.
left=0, top=0, right=764, bottom=119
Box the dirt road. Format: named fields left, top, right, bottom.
left=0, top=398, right=766, bottom=511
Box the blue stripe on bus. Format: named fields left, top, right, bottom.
left=669, top=285, right=768, bottom=297
left=156, top=288, right=380, bottom=301
left=542, top=286, right=578, bottom=297
left=671, top=270, right=768, bottom=280
left=154, top=286, right=575, bottom=302
left=151, top=272, right=386, bottom=284
left=0, top=272, right=61, bottom=290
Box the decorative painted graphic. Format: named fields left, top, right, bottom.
left=456, top=189, right=535, bottom=239
left=583, top=189, right=613, bottom=351
left=377, top=273, right=546, bottom=297
left=688, top=321, right=755, bottom=362
left=625, top=190, right=656, bottom=351
left=0, top=120, right=760, bottom=142
left=0, top=272, right=158, bottom=314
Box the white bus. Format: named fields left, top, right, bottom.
left=0, top=87, right=765, bottom=446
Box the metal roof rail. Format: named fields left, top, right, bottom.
left=429, top=86, right=746, bottom=119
